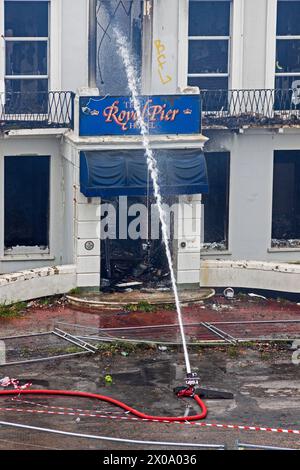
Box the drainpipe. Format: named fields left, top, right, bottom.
left=142, top=0, right=154, bottom=94
left=88, top=0, right=97, bottom=88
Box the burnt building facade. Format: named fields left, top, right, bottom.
left=1, top=0, right=300, bottom=302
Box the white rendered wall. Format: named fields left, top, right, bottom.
left=0, top=135, right=66, bottom=274
left=201, top=260, right=300, bottom=294
left=204, top=129, right=300, bottom=264
left=240, top=0, right=277, bottom=89
left=151, top=0, right=180, bottom=94
left=60, top=0, right=89, bottom=91
left=176, top=194, right=202, bottom=285
left=62, top=136, right=101, bottom=289
left=0, top=265, right=76, bottom=304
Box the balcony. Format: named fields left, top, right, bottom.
left=1, top=89, right=300, bottom=133
left=201, top=88, right=300, bottom=129
left=0, top=91, right=75, bottom=131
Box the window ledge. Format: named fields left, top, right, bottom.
left=5, top=128, right=68, bottom=137
left=268, top=248, right=300, bottom=253
left=1, top=254, right=55, bottom=261
left=201, top=250, right=232, bottom=256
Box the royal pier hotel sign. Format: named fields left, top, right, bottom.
left=79, top=95, right=201, bottom=136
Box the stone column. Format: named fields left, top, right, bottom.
left=75, top=188, right=101, bottom=288
left=176, top=194, right=202, bottom=287
left=73, top=88, right=101, bottom=288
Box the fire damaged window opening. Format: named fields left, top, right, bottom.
left=272, top=150, right=300, bottom=249
left=202, top=152, right=230, bottom=252
left=4, top=155, right=50, bottom=253
left=188, top=0, right=231, bottom=106
left=100, top=195, right=174, bottom=290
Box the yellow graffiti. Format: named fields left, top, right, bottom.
left=154, top=39, right=172, bottom=85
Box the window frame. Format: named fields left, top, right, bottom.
left=271, top=149, right=300, bottom=250
left=275, top=1, right=300, bottom=87
left=187, top=0, right=232, bottom=90
left=0, top=0, right=62, bottom=120
left=3, top=154, right=51, bottom=256
left=0, top=149, right=59, bottom=262
left=201, top=151, right=231, bottom=253
left=3, top=0, right=50, bottom=91
left=5, top=37, right=49, bottom=78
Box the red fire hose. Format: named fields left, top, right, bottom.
left=0, top=388, right=207, bottom=422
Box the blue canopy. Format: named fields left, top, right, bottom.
left=80, top=149, right=209, bottom=197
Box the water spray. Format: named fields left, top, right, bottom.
left=0, top=25, right=208, bottom=426
left=112, top=27, right=232, bottom=404
left=113, top=28, right=200, bottom=392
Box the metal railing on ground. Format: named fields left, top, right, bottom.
left=236, top=441, right=299, bottom=451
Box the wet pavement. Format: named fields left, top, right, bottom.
left=0, top=348, right=300, bottom=450
left=1, top=294, right=300, bottom=342
left=0, top=294, right=300, bottom=450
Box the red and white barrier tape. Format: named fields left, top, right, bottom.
left=11, top=397, right=127, bottom=415
left=1, top=404, right=299, bottom=436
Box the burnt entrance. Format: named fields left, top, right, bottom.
left=100, top=195, right=172, bottom=289
left=80, top=149, right=209, bottom=290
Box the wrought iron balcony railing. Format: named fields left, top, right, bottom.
left=0, top=91, right=75, bottom=131
left=200, top=88, right=300, bottom=128
left=1, top=88, right=299, bottom=132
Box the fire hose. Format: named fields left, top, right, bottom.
left=0, top=387, right=207, bottom=422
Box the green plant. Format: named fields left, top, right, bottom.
left=124, top=301, right=156, bottom=312
left=64, top=346, right=82, bottom=354
left=68, top=287, right=81, bottom=295
left=124, top=301, right=176, bottom=313
left=95, top=340, right=155, bottom=356
left=0, top=301, right=27, bottom=319
left=39, top=297, right=52, bottom=306
left=162, top=303, right=176, bottom=311
left=227, top=345, right=240, bottom=358
left=238, top=341, right=256, bottom=348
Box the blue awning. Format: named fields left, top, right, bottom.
left=80, top=149, right=209, bottom=197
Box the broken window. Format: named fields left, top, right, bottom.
left=96, top=0, right=143, bottom=95
left=100, top=196, right=171, bottom=288
left=272, top=151, right=300, bottom=249
left=4, top=0, right=49, bottom=113
left=4, top=156, right=50, bottom=252
left=275, top=0, right=300, bottom=108
left=202, top=152, right=230, bottom=251
left=188, top=0, right=231, bottom=100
